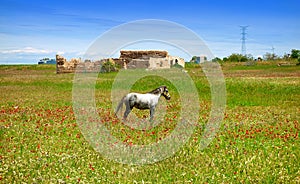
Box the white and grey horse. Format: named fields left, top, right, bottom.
left=115, top=86, right=171, bottom=121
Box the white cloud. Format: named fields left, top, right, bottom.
left=56, top=51, right=65, bottom=55
left=0, top=47, right=53, bottom=54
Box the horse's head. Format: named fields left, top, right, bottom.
left=160, top=86, right=171, bottom=100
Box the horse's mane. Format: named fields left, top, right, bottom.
left=147, top=86, right=166, bottom=95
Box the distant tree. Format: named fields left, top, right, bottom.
left=291, top=49, right=300, bottom=65
left=223, top=57, right=228, bottom=62
left=101, top=60, right=118, bottom=73
left=228, top=54, right=239, bottom=62
left=263, top=52, right=278, bottom=61
left=190, top=56, right=197, bottom=62
left=291, top=49, right=300, bottom=59
left=227, top=53, right=248, bottom=62
left=246, top=54, right=254, bottom=61
left=212, top=57, right=222, bottom=62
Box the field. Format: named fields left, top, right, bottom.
left=0, top=62, right=299, bottom=183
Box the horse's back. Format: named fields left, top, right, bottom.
left=126, top=93, right=159, bottom=109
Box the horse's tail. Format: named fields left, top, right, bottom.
left=115, top=96, right=125, bottom=116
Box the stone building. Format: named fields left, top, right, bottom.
left=195, top=56, right=207, bottom=64
left=120, top=50, right=185, bottom=69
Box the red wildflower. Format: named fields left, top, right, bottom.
left=89, top=164, right=95, bottom=171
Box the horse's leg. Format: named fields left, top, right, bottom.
left=115, top=96, right=124, bottom=116
left=149, top=107, right=155, bottom=122
left=123, top=109, right=132, bottom=120
left=123, top=101, right=132, bottom=120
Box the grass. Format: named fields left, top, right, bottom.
left=0, top=63, right=299, bottom=183
left=226, top=77, right=299, bottom=107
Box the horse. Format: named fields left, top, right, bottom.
left=115, top=85, right=171, bottom=121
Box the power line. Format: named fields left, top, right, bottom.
left=240, top=25, right=249, bottom=56
left=271, top=45, right=275, bottom=55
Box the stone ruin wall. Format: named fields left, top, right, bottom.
left=56, top=55, right=124, bottom=74
left=56, top=55, right=81, bottom=73
left=56, top=50, right=185, bottom=73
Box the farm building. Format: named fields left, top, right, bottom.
left=38, top=58, right=56, bottom=65
left=194, top=56, right=207, bottom=64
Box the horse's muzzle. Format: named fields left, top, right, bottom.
left=166, top=93, right=171, bottom=100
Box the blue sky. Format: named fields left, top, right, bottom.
left=1, top=0, right=299, bottom=64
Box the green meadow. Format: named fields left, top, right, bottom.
left=0, top=62, right=299, bottom=183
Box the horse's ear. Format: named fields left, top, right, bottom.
left=159, top=86, right=165, bottom=93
